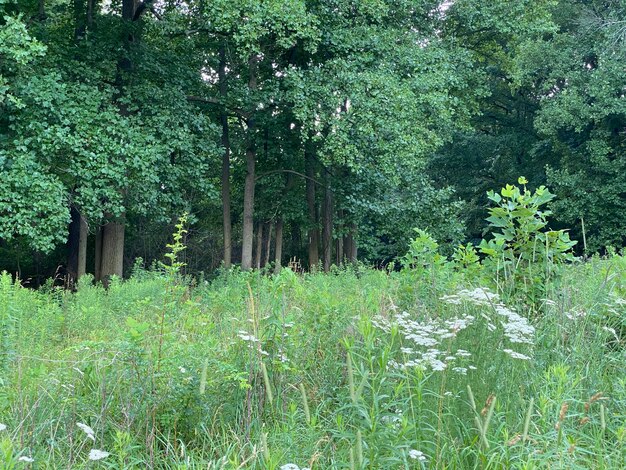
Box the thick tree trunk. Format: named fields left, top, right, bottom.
left=254, top=222, right=263, bottom=270
left=274, top=218, right=284, bottom=274
left=322, top=174, right=333, bottom=272
left=99, top=217, right=125, bottom=287
left=305, top=146, right=319, bottom=270
left=219, top=45, right=232, bottom=269
left=95, top=225, right=103, bottom=282
left=241, top=55, right=258, bottom=270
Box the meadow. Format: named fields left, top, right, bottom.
left=0, top=250, right=624, bottom=469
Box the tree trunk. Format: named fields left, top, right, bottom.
left=95, top=225, right=103, bottom=282
left=274, top=218, right=284, bottom=274
left=322, top=174, right=333, bottom=272
left=337, top=236, right=344, bottom=265
left=99, top=217, right=125, bottom=287
left=241, top=54, right=258, bottom=270
left=219, top=45, right=232, bottom=269
left=254, top=221, right=263, bottom=270
left=305, top=145, right=319, bottom=270
left=263, top=221, right=272, bottom=268
left=66, top=206, right=81, bottom=285
left=77, top=214, right=88, bottom=279
left=347, top=223, right=358, bottom=262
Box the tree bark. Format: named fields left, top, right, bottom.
left=77, top=214, right=88, bottom=279
left=254, top=221, right=263, bottom=270
left=99, top=217, right=125, bottom=287
left=305, top=145, right=319, bottom=270
left=347, top=223, right=358, bottom=262
left=337, top=235, right=344, bottom=265
left=274, top=218, right=284, bottom=274
left=219, top=45, right=232, bottom=269
left=95, top=225, right=103, bottom=282
left=66, top=206, right=81, bottom=285
left=263, top=221, right=272, bottom=268
left=322, top=173, right=333, bottom=272
left=241, top=54, right=258, bottom=270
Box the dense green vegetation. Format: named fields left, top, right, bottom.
left=0, top=238, right=625, bottom=468
left=2, top=0, right=625, bottom=281
left=1, top=1, right=626, bottom=468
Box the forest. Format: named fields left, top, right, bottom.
left=0, top=0, right=625, bottom=469
left=1, top=0, right=624, bottom=282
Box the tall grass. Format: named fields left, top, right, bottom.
left=0, top=256, right=624, bottom=468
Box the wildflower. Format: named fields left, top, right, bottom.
left=0, top=423, right=6, bottom=432
left=88, top=449, right=110, bottom=461
left=408, top=449, right=427, bottom=461
left=280, top=465, right=301, bottom=470
left=18, top=456, right=34, bottom=462
left=502, top=349, right=531, bottom=360
left=237, top=331, right=259, bottom=342
left=178, top=366, right=187, bottom=374
left=76, top=422, right=95, bottom=441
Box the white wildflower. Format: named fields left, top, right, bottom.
left=88, top=449, right=110, bottom=461
left=76, top=422, right=95, bottom=441
left=18, top=456, right=34, bottom=463
left=452, top=367, right=468, bottom=375
left=0, top=423, right=6, bottom=432
left=237, top=331, right=259, bottom=343
left=280, top=465, right=300, bottom=470
left=502, top=349, right=531, bottom=360
left=178, top=366, right=187, bottom=374
left=408, top=449, right=427, bottom=461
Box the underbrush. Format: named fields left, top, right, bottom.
left=0, top=254, right=624, bottom=469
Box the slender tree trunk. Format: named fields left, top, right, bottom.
left=219, top=45, right=232, bottom=269
left=263, top=221, right=272, bottom=268
left=99, top=217, right=125, bottom=287
left=241, top=54, right=258, bottom=270
left=347, top=223, right=358, bottom=262
left=305, top=146, right=319, bottom=270
left=77, top=214, right=88, bottom=279
left=274, top=218, right=284, bottom=274
left=322, top=173, right=333, bottom=272
left=254, top=221, right=263, bottom=270
left=87, top=0, right=94, bottom=28
left=337, top=236, right=344, bottom=265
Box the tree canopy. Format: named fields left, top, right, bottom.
left=1, top=0, right=624, bottom=282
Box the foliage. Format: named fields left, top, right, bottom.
left=0, top=250, right=625, bottom=467
left=479, top=177, right=577, bottom=303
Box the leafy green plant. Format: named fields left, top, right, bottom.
left=479, top=177, right=577, bottom=304
left=401, top=229, right=446, bottom=272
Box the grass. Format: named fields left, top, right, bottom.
left=0, top=256, right=624, bottom=469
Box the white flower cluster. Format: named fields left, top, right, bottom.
left=76, top=422, right=110, bottom=461
left=280, top=464, right=310, bottom=470
left=408, top=449, right=427, bottom=461
left=442, top=287, right=535, bottom=347
left=374, top=287, right=534, bottom=371
left=376, top=310, right=476, bottom=372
